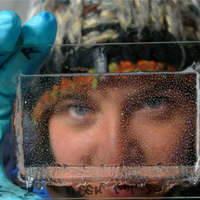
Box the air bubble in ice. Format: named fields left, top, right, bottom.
left=100, top=164, right=105, bottom=168
left=182, top=181, right=190, bottom=187
left=33, top=181, right=46, bottom=191
left=157, top=162, right=163, bottom=166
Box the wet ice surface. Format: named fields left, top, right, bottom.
left=15, top=72, right=199, bottom=196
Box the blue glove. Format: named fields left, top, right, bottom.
left=0, top=10, right=57, bottom=199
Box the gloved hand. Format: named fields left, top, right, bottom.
left=0, top=10, right=57, bottom=199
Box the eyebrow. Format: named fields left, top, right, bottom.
left=62, top=94, right=92, bottom=102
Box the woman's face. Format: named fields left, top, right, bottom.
left=48, top=74, right=196, bottom=197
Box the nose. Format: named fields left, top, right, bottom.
left=91, top=107, right=144, bottom=166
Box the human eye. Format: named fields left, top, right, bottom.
left=52, top=101, right=97, bottom=129
left=144, top=96, right=170, bottom=110
left=61, top=101, right=97, bottom=123
left=133, top=94, right=175, bottom=121
left=68, top=104, right=93, bottom=117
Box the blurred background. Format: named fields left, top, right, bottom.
left=0, top=0, right=40, bottom=23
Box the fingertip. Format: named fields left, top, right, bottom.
left=0, top=10, right=21, bottom=51
left=39, top=10, right=56, bottom=22
left=0, top=10, right=21, bottom=30
left=0, top=10, right=20, bottom=20
left=22, top=11, right=57, bottom=45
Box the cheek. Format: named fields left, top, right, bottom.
left=129, top=106, right=196, bottom=165
left=48, top=116, right=98, bottom=165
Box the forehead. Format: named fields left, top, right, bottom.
left=62, top=74, right=196, bottom=97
